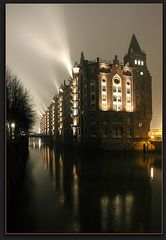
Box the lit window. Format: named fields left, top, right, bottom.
left=134, top=60, right=137, bottom=64
left=118, top=96, right=121, bottom=102
left=73, top=67, right=79, bottom=74
left=102, top=95, right=106, bottom=101
left=118, top=87, right=121, bottom=92
left=140, top=72, right=143, bottom=75
left=113, top=104, right=117, bottom=111
left=126, top=106, right=131, bottom=112
left=102, top=105, right=107, bottom=111
left=73, top=118, right=78, bottom=126
left=127, top=89, right=130, bottom=94
left=73, top=94, right=78, bottom=101
left=102, top=79, right=106, bottom=85
left=117, top=105, right=122, bottom=111
left=141, top=61, right=144, bottom=65
left=139, top=122, right=143, bottom=127
left=138, top=60, right=140, bottom=65
left=73, top=102, right=78, bottom=108
left=113, top=87, right=116, bottom=92
left=114, top=78, right=120, bottom=85
left=73, top=109, right=78, bottom=116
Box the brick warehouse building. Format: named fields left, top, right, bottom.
left=40, top=34, right=152, bottom=150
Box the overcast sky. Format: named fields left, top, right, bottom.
left=6, top=4, right=162, bottom=131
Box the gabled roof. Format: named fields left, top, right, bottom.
left=127, top=34, right=142, bottom=55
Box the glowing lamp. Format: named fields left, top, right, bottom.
left=11, top=122, right=15, bottom=129
left=73, top=67, right=79, bottom=74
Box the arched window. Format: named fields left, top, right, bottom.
left=101, top=77, right=107, bottom=111
left=112, top=74, right=122, bottom=111
left=126, top=79, right=132, bottom=112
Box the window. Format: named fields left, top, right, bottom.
left=90, top=113, right=96, bottom=122
left=127, top=89, right=130, bottom=94
left=113, top=104, right=117, bottom=111
left=139, top=122, right=143, bottom=127
left=127, top=81, right=130, bottom=86
left=113, top=128, right=117, bottom=138
left=113, top=96, right=117, bottom=101
left=102, top=94, right=106, bottom=101
left=113, top=87, right=116, bottom=92
left=101, top=78, right=107, bottom=111
left=118, top=87, right=121, bottom=92
left=138, top=60, right=140, bottom=65
left=112, top=74, right=122, bottom=112
left=127, top=116, right=131, bottom=124
left=127, top=128, right=132, bottom=137
left=102, top=114, right=107, bottom=122
left=117, top=127, right=122, bottom=138
left=91, top=94, right=95, bottom=101
left=141, top=61, right=144, bottom=65
left=113, top=127, right=122, bottom=138
left=73, top=109, right=78, bottom=116
left=134, top=60, right=137, bottom=64
left=91, top=125, right=96, bottom=136
left=91, top=85, right=95, bottom=91
left=117, top=105, right=122, bottom=111
left=126, top=105, right=131, bottom=112
left=102, top=104, right=107, bottom=111
left=140, top=72, right=143, bottom=75
left=102, top=126, right=107, bottom=138
left=127, top=97, right=131, bottom=103
left=102, top=79, right=106, bottom=85
left=118, top=96, right=121, bottom=102
left=114, top=78, right=120, bottom=84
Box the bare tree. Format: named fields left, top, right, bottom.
left=6, top=68, right=35, bottom=138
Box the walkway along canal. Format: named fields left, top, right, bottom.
left=7, top=137, right=162, bottom=233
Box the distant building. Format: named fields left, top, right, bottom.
left=149, top=128, right=162, bottom=141
left=40, top=34, right=152, bottom=150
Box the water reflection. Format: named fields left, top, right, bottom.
left=25, top=137, right=162, bottom=233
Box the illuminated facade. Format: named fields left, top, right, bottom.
left=40, top=34, right=152, bottom=150
left=149, top=129, right=162, bottom=141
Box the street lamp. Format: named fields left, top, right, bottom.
left=11, top=122, right=15, bottom=129
left=11, top=122, right=15, bottom=140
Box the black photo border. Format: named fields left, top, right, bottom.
left=0, top=0, right=165, bottom=239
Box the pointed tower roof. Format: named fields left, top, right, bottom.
left=81, top=51, right=84, bottom=58
left=127, top=34, right=142, bottom=55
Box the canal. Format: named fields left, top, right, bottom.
left=7, top=137, right=162, bottom=234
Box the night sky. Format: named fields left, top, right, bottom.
left=6, top=4, right=162, bottom=132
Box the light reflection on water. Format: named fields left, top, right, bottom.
left=17, top=137, right=162, bottom=233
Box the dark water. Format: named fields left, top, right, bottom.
left=7, top=137, right=162, bottom=234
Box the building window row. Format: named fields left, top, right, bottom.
left=134, top=60, right=144, bottom=65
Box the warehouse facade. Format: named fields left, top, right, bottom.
left=40, top=34, right=152, bottom=150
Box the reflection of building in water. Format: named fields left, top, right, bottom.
left=72, top=164, right=80, bottom=232
left=100, top=195, right=109, bottom=231
left=38, top=142, right=160, bottom=232
left=40, top=145, right=65, bottom=205
left=40, top=34, right=153, bottom=151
